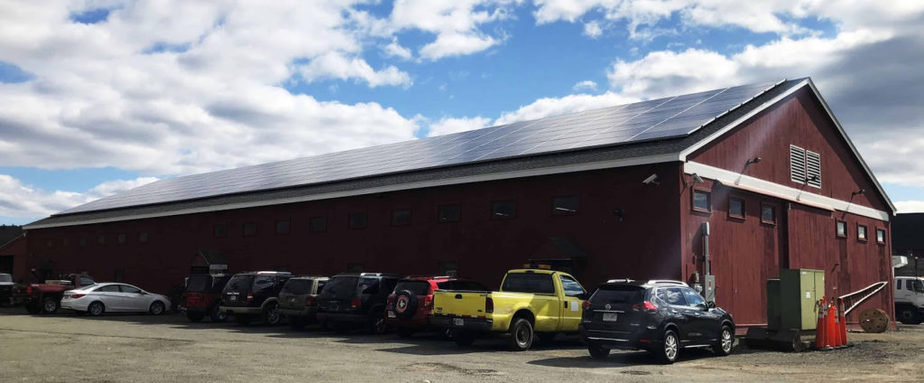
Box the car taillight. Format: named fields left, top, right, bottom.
left=305, top=296, right=316, bottom=307
left=386, top=294, right=394, bottom=307
left=485, top=297, right=494, bottom=314
left=246, top=293, right=254, bottom=302
left=351, top=298, right=361, bottom=309
left=632, top=300, right=658, bottom=311
left=71, top=294, right=85, bottom=299
left=26, top=286, right=32, bottom=295
left=582, top=300, right=591, bottom=310
left=424, top=295, right=433, bottom=309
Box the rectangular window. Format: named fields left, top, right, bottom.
left=836, top=221, right=847, bottom=238
left=492, top=200, right=516, bottom=219
left=242, top=223, right=257, bottom=237
left=348, top=212, right=367, bottom=229
left=692, top=189, right=711, bottom=213
left=62, top=238, right=69, bottom=246
left=80, top=237, right=87, bottom=246
left=214, top=224, right=227, bottom=238
left=138, top=232, right=148, bottom=243
left=729, top=197, right=745, bottom=219
left=117, top=234, right=126, bottom=244
left=761, top=204, right=776, bottom=224
left=309, top=217, right=326, bottom=232
left=857, top=224, right=867, bottom=242
left=391, top=209, right=411, bottom=226
left=97, top=235, right=106, bottom=245
left=438, top=204, right=461, bottom=223
left=790, top=145, right=806, bottom=183
left=275, top=220, right=290, bottom=234
left=46, top=240, right=53, bottom=248
left=438, top=260, right=459, bottom=277
left=552, top=196, right=579, bottom=214
left=876, top=229, right=886, bottom=244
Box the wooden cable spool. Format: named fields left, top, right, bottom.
left=858, top=308, right=889, bottom=333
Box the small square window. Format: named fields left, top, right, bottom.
left=97, top=235, right=106, bottom=245
left=439, top=260, right=459, bottom=277
left=46, top=240, right=53, bottom=248
left=857, top=224, right=867, bottom=242
left=214, top=224, right=227, bottom=238
left=275, top=220, right=290, bottom=234
left=138, top=232, right=148, bottom=243
left=876, top=229, right=886, bottom=244
left=62, top=238, right=69, bottom=246
left=552, top=196, right=579, bottom=214
left=729, top=197, right=745, bottom=219
left=117, top=234, right=126, bottom=244
left=438, top=204, right=461, bottom=223
left=79, top=237, right=87, bottom=246
left=243, top=223, right=257, bottom=237
left=836, top=221, right=847, bottom=238
left=761, top=204, right=776, bottom=224
left=392, top=209, right=411, bottom=226
left=348, top=212, right=367, bottom=229
left=492, top=200, right=516, bottom=219
left=310, top=217, right=327, bottom=232
left=692, top=190, right=711, bottom=213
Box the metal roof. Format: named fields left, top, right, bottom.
left=58, top=81, right=779, bottom=216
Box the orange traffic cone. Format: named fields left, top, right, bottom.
left=838, top=298, right=848, bottom=347
left=825, top=299, right=838, bottom=349
left=815, top=298, right=827, bottom=350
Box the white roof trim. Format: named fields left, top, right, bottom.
left=679, top=78, right=894, bottom=214
left=25, top=153, right=679, bottom=230
left=685, top=161, right=890, bottom=221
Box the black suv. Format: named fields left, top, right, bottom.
left=219, top=271, right=292, bottom=325
left=278, top=276, right=329, bottom=329
left=580, top=280, right=735, bottom=363
left=316, top=273, right=401, bottom=333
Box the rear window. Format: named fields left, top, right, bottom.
left=394, top=280, right=431, bottom=295
left=225, top=275, right=255, bottom=294
left=436, top=280, right=489, bottom=291
left=590, top=285, right=646, bottom=305
left=252, top=276, right=276, bottom=293
left=186, top=275, right=211, bottom=293
left=501, top=273, right=555, bottom=294
left=319, top=276, right=359, bottom=299
left=282, top=279, right=314, bottom=295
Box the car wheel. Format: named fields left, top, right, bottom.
left=264, top=303, right=281, bottom=326
left=87, top=301, right=105, bottom=316
left=713, top=325, right=734, bottom=356
left=186, top=312, right=205, bottom=322
left=452, top=329, right=476, bottom=347
left=588, top=342, right=610, bottom=360
left=898, top=308, right=921, bottom=325
left=210, top=306, right=228, bottom=322
left=657, top=329, right=680, bottom=364
left=42, top=297, right=59, bottom=314
left=236, top=314, right=253, bottom=325
left=508, top=317, right=535, bottom=351
left=397, top=327, right=415, bottom=338
left=149, top=301, right=166, bottom=315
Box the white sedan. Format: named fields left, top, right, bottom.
left=61, top=282, right=170, bottom=316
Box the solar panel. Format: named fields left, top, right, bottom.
left=60, top=81, right=779, bottom=215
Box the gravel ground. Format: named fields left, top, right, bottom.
left=0, top=308, right=920, bottom=382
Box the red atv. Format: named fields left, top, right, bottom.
left=180, top=273, right=230, bottom=322
left=386, top=276, right=488, bottom=338
left=24, top=273, right=96, bottom=314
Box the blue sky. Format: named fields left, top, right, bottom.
left=0, top=1, right=922, bottom=224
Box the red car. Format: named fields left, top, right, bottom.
left=180, top=273, right=230, bottom=322
left=386, top=276, right=488, bottom=338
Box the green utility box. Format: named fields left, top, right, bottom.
left=767, top=269, right=825, bottom=331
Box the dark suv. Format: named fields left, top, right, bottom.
left=580, top=280, right=735, bottom=363
left=219, top=271, right=292, bottom=325
left=180, top=273, right=231, bottom=322
left=278, top=276, right=329, bottom=329
left=316, top=273, right=401, bottom=333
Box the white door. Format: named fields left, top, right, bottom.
left=118, top=284, right=148, bottom=312
left=93, top=285, right=123, bottom=311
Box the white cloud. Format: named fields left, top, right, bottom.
left=298, top=52, right=412, bottom=88
left=495, top=92, right=637, bottom=125
left=383, top=37, right=413, bottom=60
left=389, top=0, right=516, bottom=60
left=427, top=116, right=493, bottom=136
left=572, top=80, right=598, bottom=92
left=420, top=32, right=499, bottom=60
left=896, top=201, right=924, bottom=214
left=583, top=20, right=603, bottom=38
left=0, top=175, right=158, bottom=220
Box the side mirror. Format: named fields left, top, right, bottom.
left=706, top=301, right=716, bottom=309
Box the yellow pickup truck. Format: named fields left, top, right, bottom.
left=431, top=269, right=588, bottom=350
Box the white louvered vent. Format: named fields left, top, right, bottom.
left=790, top=145, right=806, bottom=183
left=806, top=150, right=821, bottom=188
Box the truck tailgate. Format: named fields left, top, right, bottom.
left=433, top=290, right=490, bottom=318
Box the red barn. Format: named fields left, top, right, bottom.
left=22, top=78, right=895, bottom=327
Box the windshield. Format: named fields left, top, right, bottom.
left=501, top=273, right=555, bottom=294
left=185, top=275, right=211, bottom=293
left=318, top=276, right=359, bottom=299
left=282, top=279, right=314, bottom=295
left=224, top=275, right=255, bottom=294
left=0, top=274, right=11, bottom=283
left=590, top=285, right=645, bottom=305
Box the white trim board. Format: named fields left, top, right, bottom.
left=684, top=161, right=890, bottom=221
left=25, top=153, right=679, bottom=230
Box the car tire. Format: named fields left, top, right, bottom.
left=87, top=301, right=105, bottom=316
left=452, top=329, right=476, bottom=347
left=587, top=342, right=610, bottom=360
left=263, top=303, right=281, bottom=326
left=393, top=290, right=419, bottom=320
left=397, top=327, right=415, bottom=338
left=236, top=314, right=253, bottom=325
left=210, top=306, right=227, bottom=322
left=42, top=297, right=59, bottom=314
left=898, top=307, right=921, bottom=325
left=713, top=325, right=734, bottom=356
left=187, top=312, right=205, bottom=322
left=657, top=329, right=680, bottom=364
left=508, top=317, right=535, bottom=351
left=149, top=301, right=166, bottom=316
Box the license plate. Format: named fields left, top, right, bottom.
left=387, top=311, right=396, bottom=318
left=603, top=313, right=618, bottom=322
left=453, top=318, right=464, bottom=326
left=229, top=295, right=237, bottom=301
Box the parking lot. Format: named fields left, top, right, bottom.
left=0, top=308, right=921, bottom=383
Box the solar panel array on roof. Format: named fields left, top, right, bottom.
left=60, top=81, right=779, bottom=215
